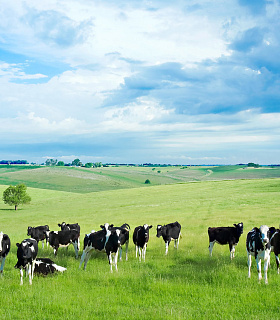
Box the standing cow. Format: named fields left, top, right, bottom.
left=156, top=221, right=181, bottom=255
left=0, top=232, right=10, bottom=275
left=133, top=224, right=153, bottom=262
left=208, top=222, right=243, bottom=259
left=27, top=225, right=50, bottom=249
left=48, top=230, right=80, bottom=258
left=269, top=227, right=280, bottom=274
left=246, top=225, right=271, bottom=284
left=15, top=238, right=38, bottom=285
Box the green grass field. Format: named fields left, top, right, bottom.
left=1, top=167, right=280, bottom=319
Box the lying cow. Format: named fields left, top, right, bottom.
left=246, top=225, right=271, bottom=284
left=34, top=258, right=67, bottom=275
left=15, top=238, right=38, bottom=285
left=0, top=231, right=10, bottom=275
left=208, top=222, right=243, bottom=259
left=49, top=230, right=80, bottom=259
left=269, top=227, right=280, bottom=274
left=27, top=225, right=50, bottom=249
left=156, top=221, right=181, bottom=255
left=133, top=224, right=153, bottom=262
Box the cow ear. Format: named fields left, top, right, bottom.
left=16, top=243, right=20, bottom=247
left=109, top=224, right=114, bottom=228
left=58, top=224, right=61, bottom=227
left=100, top=225, right=104, bottom=229
left=149, top=225, right=153, bottom=229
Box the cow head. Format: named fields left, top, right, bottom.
left=234, top=222, right=243, bottom=236
left=259, top=225, right=270, bottom=244
left=27, top=226, right=33, bottom=236
left=58, top=222, right=67, bottom=230
left=156, top=225, right=163, bottom=237
left=100, top=223, right=114, bottom=231
left=143, top=224, right=152, bottom=241
left=16, top=241, right=35, bottom=260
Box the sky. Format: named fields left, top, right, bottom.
left=0, top=0, right=280, bottom=165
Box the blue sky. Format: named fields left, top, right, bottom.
left=0, top=0, right=279, bottom=165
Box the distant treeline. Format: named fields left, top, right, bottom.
left=0, top=160, right=28, bottom=165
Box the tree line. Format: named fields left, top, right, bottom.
left=45, top=158, right=102, bottom=168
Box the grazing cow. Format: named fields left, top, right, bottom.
left=48, top=230, right=80, bottom=259
left=0, top=232, right=10, bottom=275
left=133, top=224, right=153, bottom=262
left=156, top=221, right=181, bottom=255
left=269, top=227, right=280, bottom=274
left=15, top=238, right=38, bottom=285
left=34, top=258, right=67, bottom=275
left=58, top=222, right=80, bottom=235
left=208, top=222, right=244, bottom=259
left=246, top=225, right=271, bottom=284
left=27, top=225, right=50, bottom=248
left=80, top=224, right=122, bottom=271
left=101, top=223, right=130, bottom=261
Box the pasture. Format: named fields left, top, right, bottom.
left=1, top=174, right=280, bottom=319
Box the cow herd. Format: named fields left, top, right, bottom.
left=1, top=220, right=280, bottom=284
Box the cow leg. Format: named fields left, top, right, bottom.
left=28, top=263, right=32, bottom=285
left=20, top=268, right=24, bottom=285
left=135, top=245, right=138, bottom=258
left=276, top=255, right=280, bottom=274
left=42, top=240, right=44, bottom=249
left=31, top=260, right=36, bottom=280
left=119, top=246, right=123, bottom=261
left=165, top=241, right=169, bottom=255
left=264, top=258, right=269, bottom=284
left=247, top=253, right=252, bottom=278
left=0, top=257, right=6, bottom=275
left=176, top=234, right=180, bottom=249
left=229, top=244, right=235, bottom=260
left=209, top=241, right=215, bottom=257
left=143, top=243, right=147, bottom=262
left=114, top=250, right=119, bottom=271
left=256, top=257, right=262, bottom=281
left=73, top=242, right=79, bottom=259
left=125, top=241, right=129, bottom=261
left=138, top=247, right=142, bottom=262
left=83, top=250, right=93, bottom=270
left=108, top=252, right=113, bottom=273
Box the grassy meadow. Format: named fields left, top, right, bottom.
left=1, top=166, right=280, bottom=319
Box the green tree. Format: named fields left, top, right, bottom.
left=72, top=158, right=82, bottom=166
left=2, top=184, right=31, bottom=210
left=57, top=161, right=65, bottom=166
left=45, top=159, right=57, bottom=166
left=85, top=162, right=93, bottom=168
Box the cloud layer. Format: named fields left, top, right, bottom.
left=0, top=0, right=280, bottom=164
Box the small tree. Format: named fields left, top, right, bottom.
left=57, top=161, right=65, bottom=166
left=145, top=179, right=151, bottom=184
left=85, top=162, right=93, bottom=168
left=72, top=158, right=82, bottom=166
left=45, top=159, right=57, bottom=166
left=3, top=184, right=31, bottom=210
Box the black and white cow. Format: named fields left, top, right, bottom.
left=58, top=222, right=80, bottom=235
left=156, top=221, right=181, bottom=255
left=34, top=258, right=67, bottom=275
left=269, top=227, right=280, bottom=274
left=101, top=223, right=130, bottom=261
left=246, top=225, right=271, bottom=284
left=208, top=222, right=243, bottom=259
left=80, top=224, right=122, bottom=272
left=105, top=229, right=122, bottom=272
left=15, top=238, right=38, bottom=285
left=27, top=225, right=50, bottom=248
left=0, top=231, right=10, bottom=275
left=133, top=224, right=153, bottom=262
left=48, top=230, right=80, bottom=259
